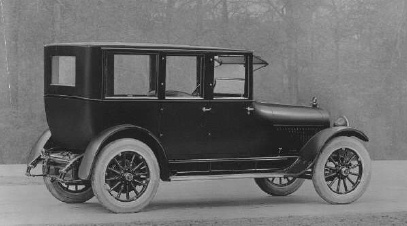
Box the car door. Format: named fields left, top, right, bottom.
left=205, top=100, right=259, bottom=159
left=159, top=54, right=209, bottom=160
left=102, top=50, right=161, bottom=138
left=202, top=54, right=259, bottom=158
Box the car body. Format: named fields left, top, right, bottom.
left=26, top=43, right=371, bottom=213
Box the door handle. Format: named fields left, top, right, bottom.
left=202, top=107, right=212, bottom=112
left=246, top=106, right=254, bottom=115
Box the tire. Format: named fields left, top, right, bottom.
left=255, top=177, right=305, bottom=196
left=43, top=166, right=94, bottom=203
left=312, top=136, right=371, bottom=204
left=91, top=139, right=160, bottom=213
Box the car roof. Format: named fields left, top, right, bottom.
left=45, top=42, right=252, bottom=53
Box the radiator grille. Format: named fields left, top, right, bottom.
left=275, top=126, right=322, bottom=146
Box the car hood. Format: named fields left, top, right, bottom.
left=253, top=102, right=330, bottom=126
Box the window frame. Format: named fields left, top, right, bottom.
left=103, top=50, right=160, bottom=100
left=45, top=47, right=79, bottom=97
left=211, top=53, right=251, bottom=100
left=163, top=53, right=205, bottom=100
left=50, top=56, right=77, bottom=87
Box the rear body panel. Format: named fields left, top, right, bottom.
left=45, top=96, right=102, bottom=150
left=45, top=96, right=161, bottom=151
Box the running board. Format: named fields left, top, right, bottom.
left=170, top=172, right=286, bottom=181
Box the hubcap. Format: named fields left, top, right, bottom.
left=340, top=167, right=350, bottom=177
left=104, top=151, right=150, bottom=202
left=124, top=173, right=134, bottom=181
left=324, top=148, right=362, bottom=194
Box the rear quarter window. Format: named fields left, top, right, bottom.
left=51, top=56, right=76, bottom=86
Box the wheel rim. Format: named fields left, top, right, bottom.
left=324, top=148, right=362, bottom=194
left=267, top=177, right=296, bottom=187
left=58, top=182, right=91, bottom=193
left=104, top=151, right=150, bottom=202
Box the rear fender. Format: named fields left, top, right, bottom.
left=26, top=129, right=52, bottom=176
left=27, top=129, right=51, bottom=166
left=284, top=126, right=368, bottom=176
left=78, top=124, right=170, bottom=181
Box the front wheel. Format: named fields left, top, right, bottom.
left=255, top=177, right=305, bottom=196
left=91, top=139, right=160, bottom=213
left=312, top=136, right=371, bottom=204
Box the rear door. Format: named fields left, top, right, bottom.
left=159, top=54, right=209, bottom=160
left=103, top=50, right=161, bottom=136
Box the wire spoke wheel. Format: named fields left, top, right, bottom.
left=43, top=165, right=94, bottom=203
left=324, top=148, right=362, bottom=194
left=255, top=176, right=304, bottom=196
left=92, top=139, right=160, bottom=213
left=58, top=181, right=92, bottom=194
left=268, top=177, right=296, bottom=187
left=105, top=151, right=150, bottom=202
left=312, top=137, right=371, bottom=204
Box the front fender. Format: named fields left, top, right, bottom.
left=26, top=129, right=51, bottom=166
left=284, top=126, right=368, bottom=176
left=78, top=124, right=170, bottom=181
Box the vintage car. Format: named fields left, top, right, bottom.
left=26, top=43, right=371, bottom=213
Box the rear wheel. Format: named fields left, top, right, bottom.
left=91, top=139, right=160, bottom=213
left=312, top=136, right=371, bottom=204
left=43, top=166, right=94, bottom=203
left=255, top=177, right=305, bottom=196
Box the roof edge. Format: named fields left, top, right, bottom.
left=45, top=42, right=252, bottom=52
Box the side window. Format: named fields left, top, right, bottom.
left=213, top=55, right=246, bottom=98
left=106, top=54, right=157, bottom=98
left=165, top=55, right=202, bottom=99
left=51, top=56, right=76, bottom=86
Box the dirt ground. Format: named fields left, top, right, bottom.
left=1, top=161, right=407, bottom=226
left=60, top=212, right=407, bottom=226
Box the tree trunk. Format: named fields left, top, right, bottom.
left=310, top=13, right=315, bottom=73
left=285, top=0, right=299, bottom=104
left=165, top=0, right=175, bottom=43
left=53, top=2, right=61, bottom=42
left=8, top=0, right=21, bottom=111
left=195, top=0, right=203, bottom=42
left=331, top=0, right=340, bottom=76
left=334, top=37, right=340, bottom=74
left=220, top=0, right=230, bottom=47
left=0, top=0, right=11, bottom=108
left=394, top=0, right=407, bottom=147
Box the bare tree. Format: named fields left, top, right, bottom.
left=165, top=0, right=175, bottom=43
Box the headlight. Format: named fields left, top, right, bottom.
left=333, top=115, right=349, bottom=127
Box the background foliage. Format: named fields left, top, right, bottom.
left=0, top=0, right=407, bottom=163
